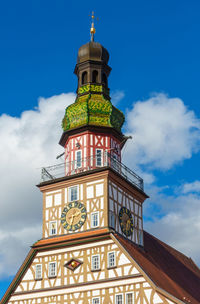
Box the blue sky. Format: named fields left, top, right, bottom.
left=1, top=0, right=200, bottom=299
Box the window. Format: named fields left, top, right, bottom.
left=35, top=264, right=42, bottom=280
left=49, top=221, right=57, bottom=236
left=109, top=210, right=115, bottom=228
left=68, top=185, right=79, bottom=202
left=91, top=255, right=100, bottom=271
left=75, top=150, right=82, bottom=168
left=116, top=294, right=123, bottom=304
left=108, top=252, right=116, bottom=268
left=96, top=149, right=103, bottom=167
left=48, top=262, right=57, bottom=277
left=91, top=212, right=99, bottom=228
left=92, top=70, right=98, bottom=83
left=82, top=71, right=87, bottom=84
left=92, top=298, right=100, bottom=304
left=126, top=293, right=133, bottom=304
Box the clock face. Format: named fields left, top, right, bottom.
left=61, top=201, right=87, bottom=231
left=119, top=207, right=134, bottom=237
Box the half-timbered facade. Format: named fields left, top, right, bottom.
left=1, top=18, right=200, bottom=304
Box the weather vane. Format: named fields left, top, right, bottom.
left=89, top=11, right=98, bottom=42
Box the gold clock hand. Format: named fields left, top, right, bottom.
left=74, top=211, right=81, bottom=217
left=70, top=214, right=75, bottom=225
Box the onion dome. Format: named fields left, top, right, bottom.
left=77, top=41, right=109, bottom=64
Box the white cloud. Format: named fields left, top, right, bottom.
left=124, top=93, right=200, bottom=170
left=144, top=187, right=200, bottom=265
left=1, top=90, right=200, bottom=280
left=111, top=90, right=125, bottom=106
left=181, top=180, right=200, bottom=193
left=0, top=92, right=75, bottom=278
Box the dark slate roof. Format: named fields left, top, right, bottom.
left=115, top=231, right=200, bottom=304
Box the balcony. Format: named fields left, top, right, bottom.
left=41, top=152, right=144, bottom=191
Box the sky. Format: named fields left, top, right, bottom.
left=1, top=0, right=200, bottom=299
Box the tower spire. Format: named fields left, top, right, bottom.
left=90, top=11, right=96, bottom=41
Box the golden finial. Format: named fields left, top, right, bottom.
left=89, top=11, right=97, bottom=42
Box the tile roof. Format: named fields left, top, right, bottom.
left=115, top=231, right=200, bottom=304
left=33, top=228, right=110, bottom=248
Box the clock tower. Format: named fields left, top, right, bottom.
left=2, top=15, right=200, bottom=304
left=40, top=20, right=147, bottom=246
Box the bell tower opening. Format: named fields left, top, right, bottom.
left=92, top=70, right=98, bottom=83
left=82, top=71, right=88, bottom=85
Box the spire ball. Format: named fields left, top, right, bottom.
left=90, top=11, right=96, bottom=42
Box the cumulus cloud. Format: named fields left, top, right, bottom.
left=1, top=91, right=200, bottom=279
left=144, top=186, right=200, bottom=264
left=180, top=180, right=200, bottom=194
left=111, top=90, right=125, bottom=106
left=0, top=92, right=75, bottom=278
left=124, top=93, right=200, bottom=170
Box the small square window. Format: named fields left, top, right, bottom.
left=68, top=185, right=79, bottom=202
left=49, top=221, right=57, bottom=236
left=126, top=293, right=133, bottom=304
left=91, top=212, right=99, bottom=228
left=116, top=294, right=123, bottom=304
left=96, top=149, right=103, bottom=167
left=92, top=298, right=100, bottom=304
left=108, top=252, right=116, bottom=268
left=91, top=255, right=100, bottom=271
left=75, top=150, right=82, bottom=168
left=35, top=264, right=42, bottom=280
left=48, top=262, right=57, bottom=277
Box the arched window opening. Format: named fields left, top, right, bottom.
left=92, top=70, right=98, bottom=83
left=82, top=71, right=88, bottom=85
left=102, top=73, right=108, bottom=87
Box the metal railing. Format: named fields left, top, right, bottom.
left=41, top=152, right=143, bottom=190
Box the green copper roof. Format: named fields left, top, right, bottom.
left=62, top=85, right=125, bottom=132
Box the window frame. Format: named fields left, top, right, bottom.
left=35, top=264, right=42, bottom=280
left=75, top=150, right=82, bottom=169
left=91, top=254, right=100, bottom=271
left=92, top=297, right=100, bottom=304
left=125, top=292, right=134, bottom=304
left=49, top=221, right=57, bottom=236
left=68, top=185, right=79, bottom=202
left=91, top=211, right=99, bottom=228
left=115, top=294, right=123, bottom=304
left=109, top=210, right=115, bottom=228
left=48, top=262, right=57, bottom=278
left=107, top=251, right=116, bottom=268
left=96, top=149, right=103, bottom=167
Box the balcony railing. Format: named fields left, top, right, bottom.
left=41, top=152, right=143, bottom=191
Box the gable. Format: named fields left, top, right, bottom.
left=2, top=234, right=181, bottom=304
